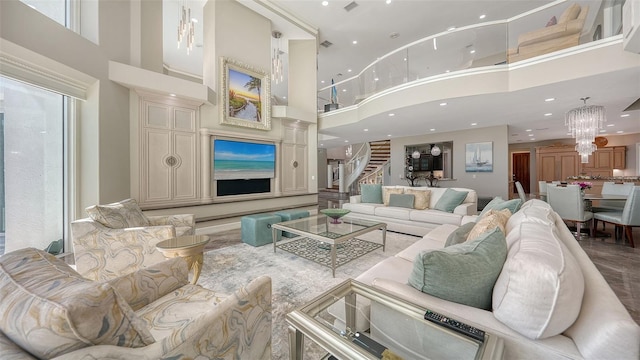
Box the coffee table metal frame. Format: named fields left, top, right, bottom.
left=286, top=279, right=504, bottom=360
left=271, top=215, right=387, bottom=277
left=155, top=235, right=210, bottom=284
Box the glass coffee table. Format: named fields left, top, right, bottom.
left=271, top=215, right=387, bottom=277
left=286, top=279, right=504, bottom=360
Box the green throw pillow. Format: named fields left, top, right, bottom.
left=444, top=222, right=476, bottom=247
left=361, top=184, right=383, bottom=204
left=408, top=227, right=507, bottom=310
left=388, top=193, right=415, bottom=208
left=478, top=197, right=522, bottom=218
left=433, top=189, right=469, bottom=213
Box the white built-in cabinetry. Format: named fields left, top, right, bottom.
left=281, top=123, right=308, bottom=194
left=138, top=95, right=200, bottom=207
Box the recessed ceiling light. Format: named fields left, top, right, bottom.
left=447, top=26, right=456, bottom=31
left=607, top=124, right=615, bottom=127
left=352, top=40, right=358, bottom=45
left=191, top=18, right=198, bottom=23
left=322, top=1, right=328, bottom=6
left=387, top=134, right=392, bottom=137
left=620, top=114, right=630, bottom=117
left=388, top=113, right=395, bottom=117
left=430, top=128, right=436, bottom=131
left=479, top=14, right=486, bottom=19
left=599, top=130, right=606, bottom=133
left=342, top=89, right=347, bottom=92
left=169, top=93, right=176, bottom=97
left=544, top=113, right=552, bottom=116
left=528, top=134, right=534, bottom=137
left=283, top=96, right=287, bottom=99
left=445, top=70, right=450, bottom=73
left=347, top=69, right=352, bottom=72
left=403, top=58, right=407, bottom=61
left=471, top=123, right=477, bottom=126
left=344, top=140, right=349, bottom=142
left=320, top=143, right=324, bottom=146
left=469, top=49, right=476, bottom=54
left=374, top=77, right=379, bottom=81
left=526, top=129, right=532, bottom=132
left=440, top=102, right=447, bottom=106
left=386, top=0, right=391, bottom=4
left=616, top=130, right=624, bottom=133
left=364, top=129, right=369, bottom=131
left=321, top=80, right=325, bottom=84
left=530, top=138, right=536, bottom=141
left=545, top=98, right=555, bottom=102
left=433, top=38, right=437, bottom=50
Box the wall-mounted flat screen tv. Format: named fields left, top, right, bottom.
left=213, top=139, right=276, bottom=180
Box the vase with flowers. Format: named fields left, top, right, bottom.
left=571, top=181, right=592, bottom=196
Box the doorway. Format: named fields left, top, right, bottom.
left=512, top=152, right=531, bottom=194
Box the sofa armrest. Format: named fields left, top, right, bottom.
left=146, top=214, right=195, bottom=229
left=350, top=195, right=362, bottom=203
left=461, top=215, right=478, bottom=225
left=105, top=257, right=190, bottom=311
left=453, top=203, right=477, bottom=216
left=0, top=330, right=37, bottom=359
left=160, top=276, right=273, bottom=360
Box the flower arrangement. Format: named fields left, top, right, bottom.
left=571, top=181, right=592, bottom=190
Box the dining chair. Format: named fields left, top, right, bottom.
left=546, top=185, right=593, bottom=240
left=538, top=181, right=548, bottom=193
left=592, top=182, right=634, bottom=212
left=593, top=186, right=640, bottom=248
left=515, top=181, right=527, bottom=203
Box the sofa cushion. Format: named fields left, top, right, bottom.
left=467, top=208, right=511, bottom=241
left=433, top=189, right=469, bottom=212
left=492, top=221, right=585, bottom=339
left=505, top=202, right=555, bottom=248
left=343, top=202, right=384, bottom=216
left=361, top=184, right=383, bottom=204
left=478, top=197, right=522, bottom=218
left=388, top=193, right=415, bottom=208
left=408, top=227, right=507, bottom=310
left=383, top=186, right=404, bottom=205
left=409, top=209, right=463, bottom=226
left=444, top=222, right=476, bottom=247
left=559, top=3, right=581, bottom=23
left=0, top=248, right=154, bottom=359
left=374, top=206, right=412, bottom=221
left=86, top=198, right=150, bottom=228
left=404, top=188, right=431, bottom=210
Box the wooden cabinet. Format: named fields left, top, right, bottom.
left=281, top=123, right=307, bottom=194
left=580, top=148, right=613, bottom=178
left=613, top=147, right=626, bottom=169
left=138, top=96, right=200, bottom=207
left=536, top=145, right=627, bottom=184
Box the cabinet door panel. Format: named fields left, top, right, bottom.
left=144, top=129, right=172, bottom=202
left=595, top=150, right=612, bottom=169
left=281, top=143, right=296, bottom=192
left=173, top=132, right=198, bottom=200
left=146, top=103, right=171, bottom=129
left=173, top=108, right=195, bottom=132
left=539, top=154, right=557, bottom=181
left=613, top=148, right=626, bottom=169
left=559, top=154, right=578, bottom=181
left=295, top=145, right=307, bottom=191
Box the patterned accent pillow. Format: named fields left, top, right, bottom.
left=382, top=187, right=404, bottom=206
left=86, top=198, right=150, bottom=228
left=408, top=227, right=507, bottom=310
left=0, top=248, right=155, bottom=358
left=404, top=189, right=431, bottom=210
left=467, top=208, right=512, bottom=241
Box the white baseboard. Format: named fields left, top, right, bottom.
left=196, top=222, right=241, bottom=234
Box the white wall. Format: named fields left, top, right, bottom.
left=391, top=125, right=510, bottom=199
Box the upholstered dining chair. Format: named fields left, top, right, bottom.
left=538, top=181, right=548, bottom=193
left=591, top=182, right=634, bottom=213
left=546, top=185, right=593, bottom=240
left=70, top=198, right=195, bottom=281
left=515, top=181, right=527, bottom=203
left=593, top=186, right=640, bottom=248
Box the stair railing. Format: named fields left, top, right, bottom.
left=343, top=142, right=371, bottom=192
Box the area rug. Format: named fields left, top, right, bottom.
left=198, top=230, right=420, bottom=359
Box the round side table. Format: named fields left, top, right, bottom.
left=156, top=235, right=210, bottom=284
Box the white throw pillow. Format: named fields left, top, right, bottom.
left=492, top=221, right=585, bottom=339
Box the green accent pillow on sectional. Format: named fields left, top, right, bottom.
left=408, top=227, right=507, bottom=310
left=479, top=197, right=522, bottom=218
left=444, top=222, right=476, bottom=247
left=388, top=193, right=415, bottom=208
left=432, top=188, right=469, bottom=213
left=360, top=184, right=383, bottom=204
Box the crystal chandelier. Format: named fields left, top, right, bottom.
left=565, top=97, right=606, bottom=163
left=177, top=0, right=195, bottom=54
left=272, top=31, right=284, bottom=84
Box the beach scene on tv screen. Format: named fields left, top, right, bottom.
left=213, top=139, right=275, bottom=180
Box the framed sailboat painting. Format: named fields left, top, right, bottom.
left=465, top=142, right=493, bottom=172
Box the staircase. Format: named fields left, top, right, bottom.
left=359, top=140, right=390, bottom=182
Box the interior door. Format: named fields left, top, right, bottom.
left=513, top=152, right=531, bottom=193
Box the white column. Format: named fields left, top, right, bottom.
left=200, top=129, right=212, bottom=203
left=275, top=141, right=282, bottom=196
left=327, top=164, right=333, bottom=189
left=339, top=163, right=345, bottom=193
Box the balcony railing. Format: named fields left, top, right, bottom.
left=318, top=0, right=624, bottom=112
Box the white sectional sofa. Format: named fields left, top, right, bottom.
left=331, top=199, right=640, bottom=359
left=343, top=185, right=478, bottom=236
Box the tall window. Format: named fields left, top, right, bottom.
left=20, top=0, right=67, bottom=27
left=0, top=77, right=66, bottom=254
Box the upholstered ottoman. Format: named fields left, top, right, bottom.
left=241, top=213, right=282, bottom=247
left=274, top=210, right=310, bottom=238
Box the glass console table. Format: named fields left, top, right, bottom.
left=286, top=279, right=504, bottom=360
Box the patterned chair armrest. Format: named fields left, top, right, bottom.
left=105, top=257, right=190, bottom=311
left=161, top=276, right=272, bottom=360
left=146, top=214, right=196, bottom=235
left=71, top=218, right=175, bottom=281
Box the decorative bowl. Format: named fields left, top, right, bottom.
left=320, top=209, right=351, bottom=224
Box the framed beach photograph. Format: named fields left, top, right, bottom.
left=220, top=57, right=271, bottom=131
left=465, top=142, right=493, bottom=172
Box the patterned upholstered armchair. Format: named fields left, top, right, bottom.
left=0, top=248, right=272, bottom=359
left=70, top=198, right=195, bottom=281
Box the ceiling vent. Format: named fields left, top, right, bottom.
left=623, top=97, right=640, bottom=111
left=320, top=40, right=333, bottom=48
left=344, top=1, right=358, bottom=12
